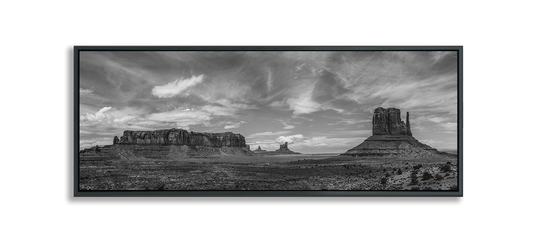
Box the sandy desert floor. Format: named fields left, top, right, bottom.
left=78, top=154, right=458, bottom=191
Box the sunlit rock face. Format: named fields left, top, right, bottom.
left=372, top=107, right=412, bottom=136
left=115, top=129, right=247, bottom=147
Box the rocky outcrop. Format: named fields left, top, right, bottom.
left=252, top=142, right=301, bottom=155
left=116, top=129, right=246, bottom=147
left=79, top=128, right=253, bottom=161
left=278, top=142, right=289, bottom=151
left=372, top=107, right=412, bottom=136
left=343, top=107, right=449, bottom=158
left=253, top=146, right=267, bottom=154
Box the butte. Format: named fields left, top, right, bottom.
left=342, top=107, right=452, bottom=158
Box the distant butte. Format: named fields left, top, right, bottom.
left=253, top=142, right=301, bottom=155
left=343, top=107, right=450, bottom=157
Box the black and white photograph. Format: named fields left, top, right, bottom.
left=76, top=47, right=461, bottom=195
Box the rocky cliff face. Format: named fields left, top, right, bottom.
left=115, top=128, right=246, bottom=147
left=79, top=128, right=252, bottom=161
left=372, top=107, right=412, bottom=136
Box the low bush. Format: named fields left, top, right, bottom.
left=380, top=177, right=388, bottom=185
left=410, top=171, right=418, bottom=185
left=396, top=169, right=403, bottom=175
left=441, top=164, right=452, bottom=172
left=435, top=174, right=444, bottom=180
left=422, top=172, right=433, bottom=180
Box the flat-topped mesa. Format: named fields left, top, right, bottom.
left=115, top=128, right=246, bottom=147
left=372, top=107, right=412, bottom=136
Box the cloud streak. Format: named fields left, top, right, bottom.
left=152, top=75, right=204, bottom=98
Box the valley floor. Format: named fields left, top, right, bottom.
left=78, top=154, right=458, bottom=191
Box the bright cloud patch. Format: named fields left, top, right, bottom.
left=80, top=88, right=94, bottom=95
left=83, top=106, right=113, bottom=122
left=152, top=75, right=204, bottom=98
left=224, top=121, right=246, bottom=129
left=276, top=134, right=304, bottom=143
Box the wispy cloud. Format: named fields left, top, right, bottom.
left=224, top=121, right=246, bottom=129
left=248, top=131, right=292, bottom=139
left=152, top=75, right=204, bottom=98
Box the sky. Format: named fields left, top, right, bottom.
left=79, top=51, right=458, bottom=153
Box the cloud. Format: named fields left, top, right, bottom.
left=80, top=88, right=94, bottom=95
left=276, top=134, right=304, bottom=144
left=292, top=136, right=363, bottom=148
left=248, top=131, right=291, bottom=139
left=287, top=91, right=321, bottom=115
left=283, top=124, right=295, bottom=130
left=419, top=139, right=444, bottom=145
left=147, top=109, right=212, bottom=127
left=152, top=75, right=204, bottom=98
left=279, top=120, right=295, bottom=129
left=327, top=119, right=371, bottom=126
left=224, top=121, right=246, bottom=129
left=440, top=122, right=457, bottom=132
left=83, top=106, right=113, bottom=122
left=428, top=117, right=448, bottom=123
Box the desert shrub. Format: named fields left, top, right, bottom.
left=385, top=173, right=390, bottom=177
left=396, top=169, right=403, bottom=175
left=449, top=185, right=458, bottom=190
left=422, top=172, right=433, bottom=180
left=380, top=177, right=388, bottom=185
left=441, top=164, right=452, bottom=172
left=410, top=171, right=418, bottom=185
left=435, top=174, right=444, bottom=180
left=413, top=164, right=423, bottom=170
left=423, top=186, right=433, bottom=190
left=411, top=187, right=420, bottom=190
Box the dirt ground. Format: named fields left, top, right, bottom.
left=79, top=154, right=458, bottom=191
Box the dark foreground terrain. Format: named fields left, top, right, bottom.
left=79, top=154, right=458, bottom=191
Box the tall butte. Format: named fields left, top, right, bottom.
left=343, top=107, right=446, bottom=157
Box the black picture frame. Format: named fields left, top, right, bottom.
left=72, top=43, right=466, bottom=197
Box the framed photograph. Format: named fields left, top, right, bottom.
left=74, top=46, right=462, bottom=197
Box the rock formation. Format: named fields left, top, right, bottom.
left=278, top=142, right=289, bottom=151
left=372, top=107, right=412, bottom=136
left=116, top=129, right=246, bottom=147
left=273, top=142, right=301, bottom=154
left=253, top=146, right=267, bottom=154
left=79, top=128, right=253, bottom=161
left=343, top=107, right=448, bottom=157
left=252, top=142, right=301, bottom=155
